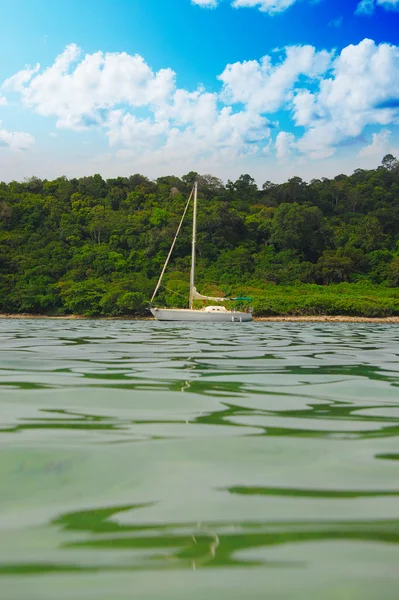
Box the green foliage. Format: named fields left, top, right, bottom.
left=271, top=203, right=327, bottom=260
left=251, top=284, right=399, bottom=317
left=0, top=157, right=399, bottom=317
left=57, top=278, right=107, bottom=316
left=387, top=257, right=399, bottom=287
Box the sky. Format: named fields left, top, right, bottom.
left=0, top=0, right=399, bottom=184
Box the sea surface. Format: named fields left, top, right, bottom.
left=0, top=318, right=398, bottom=600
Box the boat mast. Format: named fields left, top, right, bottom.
left=189, top=181, right=198, bottom=310
left=150, top=186, right=194, bottom=304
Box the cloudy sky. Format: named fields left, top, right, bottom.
left=0, top=0, right=399, bottom=183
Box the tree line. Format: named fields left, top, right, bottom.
left=0, top=155, right=398, bottom=316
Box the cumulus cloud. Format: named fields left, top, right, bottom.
left=104, top=65, right=273, bottom=162
left=356, top=0, right=399, bottom=15
left=0, top=121, right=34, bottom=151
left=192, top=0, right=219, bottom=6
left=2, top=64, right=40, bottom=93
left=157, top=107, right=270, bottom=161
left=359, top=129, right=392, bottom=158
left=154, top=89, right=219, bottom=128
left=292, top=39, right=399, bottom=158
left=193, top=0, right=298, bottom=13
left=276, top=131, right=295, bottom=160
left=106, top=110, right=169, bottom=148
left=3, top=44, right=175, bottom=130
left=112, top=104, right=271, bottom=167
left=2, top=38, right=399, bottom=168
left=217, top=38, right=399, bottom=161
left=194, top=0, right=399, bottom=16
left=355, top=0, right=375, bottom=14
left=231, top=0, right=297, bottom=13
left=219, top=46, right=332, bottom=113
left=1, top=44, right=273, bottom=164
left=0, top=96, right=7, bottom=106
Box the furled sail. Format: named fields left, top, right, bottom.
left=192, top=287, right=227, bottom=302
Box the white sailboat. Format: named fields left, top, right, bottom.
left=150, top=182, right=253, bottom=322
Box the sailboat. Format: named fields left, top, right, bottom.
left=150, top=182, right=253, bottom=322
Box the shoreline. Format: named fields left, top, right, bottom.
left=1, top=313, right=399, bottom=323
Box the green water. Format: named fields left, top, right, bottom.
left=1, top=319, right=398, bottom=600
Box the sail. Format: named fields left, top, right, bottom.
left=192, top=287, right=227, bottom=302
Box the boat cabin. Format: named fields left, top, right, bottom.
left=203, top=306, right=228, bottom=313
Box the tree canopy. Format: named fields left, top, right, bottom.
left=1, top=155, right=399, bottom=316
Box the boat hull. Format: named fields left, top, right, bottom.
left=150, top=308, right=253, bottom=322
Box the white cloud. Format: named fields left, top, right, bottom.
left=2, top=38, right=399, bottom=176
left=159, top=107, right=270, bottom=159
left=2, top=44, right=273, bottom=165
left=2, top=64, right=40, bottom=93
left=193, top=0, right=298, bottom=13
left=0, top=95, right=7, bottom=106
left=195, top=0, right=399, bottom=17
left=114, top=105, right=271, bottom=169
left=154, top=88, right=219, bottom=127
left=2, top=44, right=175, bottom=130
left=292, top=39, right=399, bottom=158
left=192, top=0, right=220, bottom=6
left=292, top=89, right=320, bottom=127
left=106, top=110, right=169, bottom=148
left=355, top=0, right=375, bottom=14
left=329, top=16, right=343, bottom=28
left=0, top=121, right=34, bottom=151
left=219, top=45, right=332, bottom=113
left=380, top=0, right=399, bottom=8
left=276, top=131, right=295, bottom=160
left=105, top=80, right=272, bottom=163
left=194, top=0, right=399, bottom=16
left=231, top=0, right=297, bottom=14
left=359, top=129, right=392, bottom=158
left=356, top=0, right=399, bottom=15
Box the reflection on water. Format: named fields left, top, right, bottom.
left=0, top=319, right=399, bottom=599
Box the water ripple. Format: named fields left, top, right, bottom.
left=0, top=319, right=398, bottom=599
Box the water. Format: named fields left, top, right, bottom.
left=0, top=319, right=398, bottom=600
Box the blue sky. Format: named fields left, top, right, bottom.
left=0, top=0, right=399, bottom=183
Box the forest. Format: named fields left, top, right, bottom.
left=1, top=154, right=399, bottom=317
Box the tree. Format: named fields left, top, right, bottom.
left=277, top=176, right=309, bottom=204
left=271, top=203, right=326, bottom=260
left=228, top=174, right=258, bottom=196
left=182, top=171, right=199, bottom=187
left=197, top=174, right=224, bottom=191
left=78, top=174, right=107, bottom=198
left=388, top=257, right=399, bottom=287
left=1, top=158, right=399, bottom=317
left=382, top=154, right=398, bottom=171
